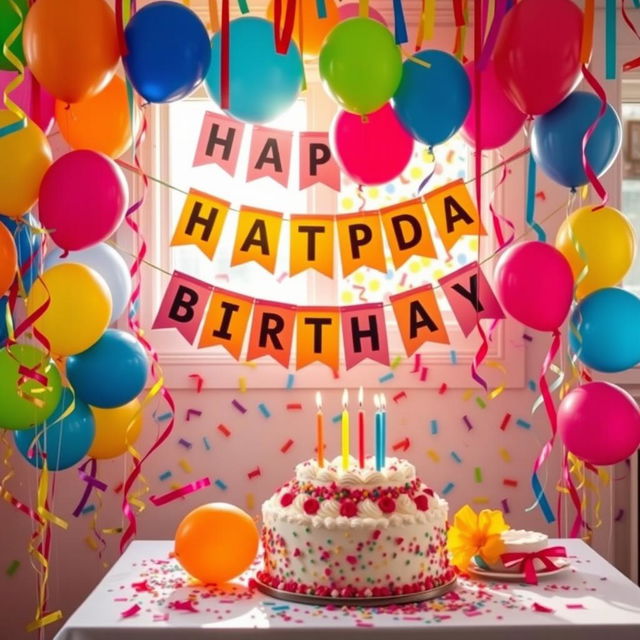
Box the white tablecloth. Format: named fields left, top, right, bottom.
left=54, top=538, right=640, bottom=640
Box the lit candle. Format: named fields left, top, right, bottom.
left=316, top=391, right=324, bottom=467
left=374, top=394, right=382, bottom=471
left=380, top=393, right=387, bottom=468
left=358, top=386, right=365, bottom=468
left=341, top=389, right=350, bottom=470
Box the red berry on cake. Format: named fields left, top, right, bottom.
left=303, top=497, right=320, bottom=514
left=339, top=500, right=358, bottom=517
left=414, top=494, right=429, bottom=511
left=378, top=496, right=396, bottom=513
left=280, top=493, right=294, bottom=507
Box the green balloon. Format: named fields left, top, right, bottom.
left=319, top=18, right=402, bottom=115
left=0, top=0, right=29, bottom=71
left=0, top=344, right=62, bottom=430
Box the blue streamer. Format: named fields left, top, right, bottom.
left=392, top=0, right=408, bottom=44
left=525, top=152, right=546, bottom=241
left=634, top=0, right=640, bottom=8
left=316, top=0, right=327, bottom=19
left=530, top=472, right=556, bottom=523
left=605, top=0, right=617, bottom=79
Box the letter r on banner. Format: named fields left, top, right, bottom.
left=246, top=300, right=296, bottom=367
left=193, top=111, right=244, bottom=175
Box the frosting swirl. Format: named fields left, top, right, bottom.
left=296, top=456, right=416, bottom=487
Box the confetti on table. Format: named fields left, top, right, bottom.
left=203, top=436, right=211, bottom=451
left=503, top=478, right=518, bottom=487
left=150, top=477, right=211, bottom=506
left=214, top=479, right=228, bottom=491
left=6, top=560, right=19, bottom=577
left=462, top=415, right=473, bottom=431
left=475, top=397, right=486, bottom=409
left=430, top=419, right=438, bottom=435
left=499, top=448, right=511, bottom=462
left=239, top=377, right=247, bottom=393
left=378, top=372, right=394, bottom=383
left=169, top=600, right=200, bottom=613
left=438, top=383, right=448, bottom=394
left=286, top=373, right=295, bottom=389
left=247, top=467, right=261, bottom=480
left=392, top=437, right=410, bottom=452
left=286, top=403, right=302, bottom=411
left=232, top=399, right=247, bottom=414
left=419, top=366, right=428, bottom=381
left=474, top=467, right=483, bottom=483
left=501, top=498, right=510, bottom=514
left=516, top=418, right=531, bottom=429
left=258, top=403, right=271, bottom=418
left=178, top=438, right=192, bottom=449
left=412, top=354, right=421, bottom=373
left=528, top=379, right=537, bottom=391
left=392, top=391, right=407, bottom=403
left=185, top=409, right=201, bottom=421
left=271, top=605, right=290, bottom=612
left=566, top=604, right=586, bottom=609
left=217, top=424, right=231, bottom=437
left=450, top=451, right=462, bottom=464
left=449, top=350, right=457, bottom=364
left=155, top=411, right=173, bottom=422
left=159, top=471, right=172, bottom=481
left=121, top=605, right=141, bottom=618
left=179, top=459, right=192, bottom=473
left=615, top=508, right=625, bottom=522
left=189, top=374, right=204, bottom=393
left=427, top=449, right=440, bottom=462
left=81, top=504, right=96, bottom=515
left=499, top=413, right=512, bottom=431
left=280, top=439, right=294, bottom=453
left=532, top=602, right=554, bottom=613
left=442, top=482, right=455, bottom=495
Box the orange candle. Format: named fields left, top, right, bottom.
left=316, top=391, right=324, bottom=467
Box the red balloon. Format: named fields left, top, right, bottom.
left=493, top=0, right=583, bottom=115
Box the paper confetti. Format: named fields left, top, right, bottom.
left=85, top=536, right=98, bottom=551
left=178, top=438, right=192, bottom=449
left=472, top=496, right=489, bottom=505
left=150, top=477, right=211, bottom=506
left=475, top=397, right=486, bottom=409
left=390, top=355, right=403, bottom=369
left=185, top=409, right=202, bottom=421
left=449, top=350, right=457, bottom=364
left=81, top=504, right=96, bottom=515
left=179, top=459, right=192, bottom=473
left=392, top=391, right=407, bottom=403
left=246, top=493, right=255, bottom=510
left=450, top=451, right=462, bottom=463
left=474, top=467, right=483, bottom=483
left=528, top=379, right=537, bottom=391
left=239, top=377, right=247, bottom=393
left=258, top=403, right=271, bottom=418
left=430, top=419, right=438, bottom=435
left=248, top=467, right=261, bottom=479
left=438, top=383, right=448, bottom=394
left=6, top=560, right=19, bottom=577
left=217, top=424, right=231, bottom=437
left=427, top=449, right=440, bottom=462
left=499, top=448, right=511, bottom=462
left=214, top=479, right=228, bottom=490
left=155, top=412, right=173, bottom=422
left=203, top=436, right=211, bottom=451
left=615, top=508, right=625, bottom=522
left=113, top=482, right=123, bottom=494
left=566, top=604, right=586, bottom=609
left=331, top=413, right=341, bottom=423
left=523, top=333, right=533, bottom=342
left=501, top=498, right=510, bottom=514
left=462, top=389, right=473, bottom=402
left=516, top=418, right=531, bottom=429
left=286, top=374, right=295, bottom=389
left=532, top=602, right=554, bottom=613
left=121, top=605, right=141, bottom=618
left=499, top=413, right=512, bottom=430
left=419, top=366, right=428, bottom=381
left=412, top=354, right=421, bottom=373
left=159, top=471, right=172, bottom=481
left=503, top=478, right=518, bottom=487
left=442, top=482, right=455, bottom=495
left=462, top=415, right=473, bottom=431
left=189, top=374, right=204, bottom=392
left=392, top=437, right=410, bottom=452
left=280, top=439, right=294, bottom=453
left=378, top=372, right=394, bottom=383
left=232, top=399, right=247, bottom=414
left=286, top=403, right=302, bottom=411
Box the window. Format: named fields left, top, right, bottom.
left=622, top=100, right=640, bottom=297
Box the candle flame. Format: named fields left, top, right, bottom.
left=316, top=391, right=322, bottom=411
left=342, top=388, right=349, bottom=409
left=374, top=394, right=380, bottom=410
left=358, top=386, right=363, bottom=407
left=380, top=393, right=386, bottom=410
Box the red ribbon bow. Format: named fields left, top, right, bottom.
left=500, top=546, right=567, bottom=585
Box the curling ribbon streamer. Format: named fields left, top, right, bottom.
left=452, top=0, right=468, bottom=61
left=359, top=0, right=368, bottom=18
left=622, top=0, right=640, bottom=71
left=115, top=0, right=129, bottom=56
left=605, top=0, right=616, bottom=79
left=0, top=0, right=26, bottom=138
left=208, top=0, right=219, bottom=31
left=561, top=449, right=584, bottom=537
left=417, top=149, right=437, bottom=194
left=237, top=0, right=249, bottom=13
left=525, top=151, right=546, bottom=241
left=150, top=477, right=212, bottom=506
left=316, top=0, right=327, bottom=19
left=73, top=459, right=107, bottom=517
left=392, top=0, right=408, bottom=45
left=221, top=0, right=230, bottom=109
left=476, top=0, right=507, bottom=70
left=489, top=152, right=515, bottom=250
left=581, top=0, right=595, bottom=64
left=273, top=0, right=297, bottom=54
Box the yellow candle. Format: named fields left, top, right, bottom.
left=341, top=389, right=349, bottom=470
left=316, top=392, right=324, bottom=467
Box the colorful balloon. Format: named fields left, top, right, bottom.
left=0, top=344, right=62, bottom=431
left=26, top=263, right=112, bottom=356
left=23, top=0, right=120, bottom=103
left=555, top=206, right=636, bottom=299
left=14, top=388, right=95, bottom=470
left=338, top=2, right=387, bottom=25
left=0, top=297, right=9, bottom=347
left=494, top=241, right=574, bottom=332
left=531, top=91, right=621, bottom=190
left=0, top=213, right=44, bottom=294
left=569, top=287, right=640, bottom=373
left=319, top=18, right=402, bottom=115
left=175, top=503, right=259, bottom=584
left=0, top=223, right=17, bottom=297
left=330, top=103, right=414, bottom=185
left=493, top=0, right=583, bottom=115
left=0, top=69, right=55, bottom=133
left=206, top=17, right=303, bottom=124
left=88, top=399, right=142, bottom=460
left=0, top=0, right=28, bottom=71
left=0, top=110, right=52, bottom=218
left=38, top=150, right=128, bottom=251
left=558, top=382, right=640, bottom=466
left=393, top=50, right=470, bottom=148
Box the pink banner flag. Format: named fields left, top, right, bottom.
left=193, top=111, right=245, bottom=175
left=246, top=126, right=292, bottom=187
left=152, top=271, right=212, bottom=344
left=341, top=303, right=389, bottom=370
left=439, top=262, right=504, bottom=337
left=299, top=131, right=341, bottom=191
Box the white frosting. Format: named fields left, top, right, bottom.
left=486, top=529, right=550, bottom=572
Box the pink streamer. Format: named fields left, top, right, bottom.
left=150, top=477, right=211, bottom=506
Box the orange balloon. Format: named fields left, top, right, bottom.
left=0, top=224, right=17, bottom=296
left=267, top=0, right=339, bottom=57
left=175, top=503, right=259, bottom=584
left=23, top=0, right=120, bottom=103
left=55, top=76, right=138, bottom=158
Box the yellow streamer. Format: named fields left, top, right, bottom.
left=1, top=0, right=27, bottom=131
left=359, top=0, right=369, bottom=18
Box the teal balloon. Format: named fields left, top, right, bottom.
left=13, top=389, right=95, bottom=471
left=392, top=49, right=471, bottom=147
left=569, top=287, right=640, bottom=373
left=206, top=17, right=303, bottom=123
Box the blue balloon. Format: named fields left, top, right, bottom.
left=531, top=91, right=622, bottom=189
left=0, top=213, right=43, bottom=294
left=123, top=1, right=211, bottom=103
left=206, top=17, right=303, bottom=124
left=569, top=287, right=640, bottom=373
left=392, top=50, right=471, bottom=147
left=14, top=389, right=95, bottom=471
left=67, top=329, right=148, bottom=408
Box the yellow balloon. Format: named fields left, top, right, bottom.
left=555, top=206, right=636, bottom=299
left=89, top=399, right=143, bottom=459
left=26, top=263, right=112, bottom=356
left=0, top=110, right=52, bottom=218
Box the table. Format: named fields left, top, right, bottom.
left=54, top=539, right=640, bottom=640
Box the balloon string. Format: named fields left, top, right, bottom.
left=0, top=0, right=26, bottom=138
left=622, top=0, right=640, bottom=71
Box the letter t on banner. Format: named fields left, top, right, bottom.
left=341, top=303, right=390, bottom=369
left=193, top=111, right=245, bottom=175
left=296, top=306, right=340, bottom=373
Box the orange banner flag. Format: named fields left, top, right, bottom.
left=336, top=211, right=386, bottom=277
left=290, top=214, right=334, bottom=278
left=246, top=300, right=296, bottom=367
left=296, top=306, right=340, bottom=373
left=231, top=206, right=283, bottom=273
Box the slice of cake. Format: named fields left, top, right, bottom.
left=258, top=455, right=454, bottom=599
left=485, top=529, right=550, bottom=572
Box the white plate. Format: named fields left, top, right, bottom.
left=467, top=557, right=571, bottom=581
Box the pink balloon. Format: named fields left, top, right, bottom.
left=461, top=61, right=526, bottom=150
left=338, top=3, right=387, bottom=25
left=38, top=150, right=128, bottom=251
left=0, top=69, right=55, bottom=134
left=330, top=103, right=414, bottom=186
left=494, top=241, right=574, bottom=332
left=558, top=382, right=640, bottom=466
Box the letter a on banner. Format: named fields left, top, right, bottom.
left=193, top=111, right=244, bottom=175
left=390, top=285, right=449, bottom=356
left=198, top=288, right=253, bottom=360
left=341, top=303, right=389, bottom=369
left=247, top=126, right=293, bottom=187
left=171, top=188, right=229, bottom=259
left=290, top=214, right=334, bottom=277
left=440, top=262, right=504, bottom=337
left=424, top=179, right=486, bottom=252
left=231, top=206, right=283, bottom=273
left=296, top=306, right=340, bottom=373
left=337, top=212, right=386, bottom=277
left=153, top=271, right=212, bottom=344
left=247, top=300, right=296, bottom=367
left=299, top=132, right=341, bottom=191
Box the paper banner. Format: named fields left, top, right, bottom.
left=337, top=212, right=386, bottom=277
left=193, top=111, right=244, bottom=175
left=247, top=126, right=293, bottom=187
left=296, top=306, right=340, bottom=373
left=299, top=132, right=341, bottom=191
left=440, top=262, right=504, bottom=337
left=424, top=179, right=486, bottom=252
left=198, top=288, right=253, bottom=359
left=246, top=300, right=296, bottom=367
left=290, top=214, right=334, bottom=277
left=380, top=199, right=436, bottom=269
left=341, top=303, right=389, bottom=369
left=170, top=189, right=229, bottom=259
left=152, top=271, right=212, bottom=344
left=390, top=284, right=449, bottom=356
left=231, top=206, right=283, bottom=273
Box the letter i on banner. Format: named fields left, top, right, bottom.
left=341, top=303, right=390, bottom=370
left=247, top=126, right=293, bottom=187
left=337, top=212, right=387, bottom=277
left=198, top=288, right=254, bottom=360
left=299, top=132, right=341, bottom=191
left=231, top=206, right=283, bottom=273
left=439, top=262, right=504, bottom=337
left=171, top=189, right=229, bottom=259
left=296, top=307, right=340, bottom=373
left=193, top=111, right=245, bottom=174
left=290, top=214, right=334, bottom=277
left=247, top=300, right=296, bottom=368
left=153, top=271, right=213, bottom=344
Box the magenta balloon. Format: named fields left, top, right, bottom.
left=558, top=382, right=640, bottom=466
left=38, top=150, right=128, bottom=251
left=494, top=241, right=574, bottom=332
left=461, top=61, right=526, bottom=150
left=338, top=3, right=387, bottom=25
left=0, top=69, right=55, bottom=133
left=330, top=103, right=414, bottom=186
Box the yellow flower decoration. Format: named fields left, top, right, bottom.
left=446, top=505, right=510, bottom=571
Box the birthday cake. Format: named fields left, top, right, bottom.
left=258, top=455, right=454, bottom=599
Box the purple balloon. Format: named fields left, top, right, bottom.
left=0, top=68, right=55, bottom=134
left=338, top=2, right=387, bottom=25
